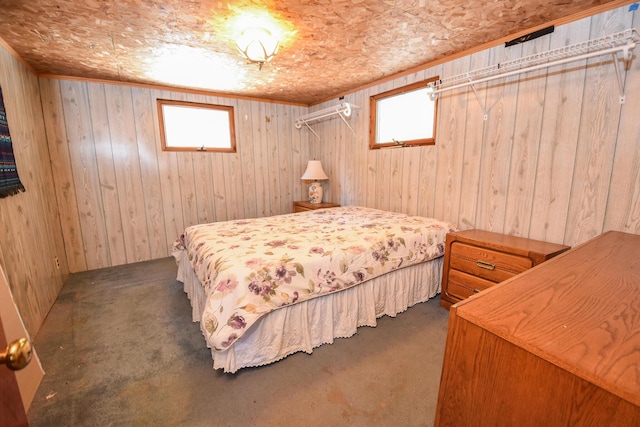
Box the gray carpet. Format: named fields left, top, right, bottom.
left=27, top=257, right=450, bottom=426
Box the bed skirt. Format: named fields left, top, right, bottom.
left=177, top=250, right=443, bottom=373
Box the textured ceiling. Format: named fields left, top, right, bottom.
left=0, top=0, right=630, bottom=105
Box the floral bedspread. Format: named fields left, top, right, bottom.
left=172, top=206, right=457, bottom=351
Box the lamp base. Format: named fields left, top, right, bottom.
left=308, top=181, right=323, bottom=204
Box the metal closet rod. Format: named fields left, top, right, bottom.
left=295, top=102, right=358, bottom=139
left=427, top=28, right=639, bottom=104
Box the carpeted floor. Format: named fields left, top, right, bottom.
left=27, top=257, right=450, bottom=426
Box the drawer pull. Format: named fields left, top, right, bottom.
left=473, top=288, right=480, bottom=294
left=476, top=260, right=496, bottom=271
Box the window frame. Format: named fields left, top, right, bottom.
left=369, top=77, right=439, bottom=150
left=157, top=99, right=237, bottom=153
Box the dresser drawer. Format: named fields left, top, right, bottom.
left=449, top=241, right=533, bottom=283
left=447, top=269, right=495, bottom=300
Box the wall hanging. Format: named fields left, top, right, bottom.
left=0, top=86, right=25, bottom=198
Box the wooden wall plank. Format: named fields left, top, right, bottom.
left=503, top=34, right=550, bottom=237
left=171, top=94, right=199, bottom=228
left=276, top=103, right=292, bottom=212
left=251, top=101, right=269, bottom=218
left=334, top=101, right=348, bottom=205
left=59, top=80, right=110, bottom=269
left=476, top=43, right=521, bottom=234
left=528, top=20, right=590, bottom=244
left=317, top=108, right=332, bottom=202
left=411, top=68, right=442, bottom=218
left=350, top=90, right=368, bottom=208
left=238, top=100, right=257, bottom=219
left=296, top=105, right=310, bottom=203
left=416, top=143, right=439, bottom=218
left=400, top=145, right=419, bottom=215
left=292, top=105, right=311, bottom=207
left=388, top=75, right=411, bottom=215
left=388, top=148, right=403, bottom=213
left=40, top=78, right=87, bottom=272
left=603, top=10, right=640, bottom=234
left=179, top=167, right=198, bottom=226
left=371, top=81, right=394, bottom=212
left=187, top=92, right=231, bottom=224
left=318, top=102, right=337, bottom=204
left=433, top=56, right=471, bottom=223
left=189, top=94, right=216, bottom=226
left=210, top=150, right=228, bottom=223
left=265, top=101, right=280, bottom=216
left=456, top=48, right=491, bottom=230
left=87, top=83, right=126, bottom=266
left=104, top=84, right=151, bottom=263
left=151, top=90, right=185, bottom=250
left=131, top=87, right=167, bottom=258
left=564, top=7, right=633, bottom=246
left=192, top=147, right=215, bottom=224
left=222, top=98, right=243, bottom=219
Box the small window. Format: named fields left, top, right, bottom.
left=157, top=99, right=236, bottom=152
left=370, top=77, right=439, bottom=149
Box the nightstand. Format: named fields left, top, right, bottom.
left=440, top=229, right=570, bottom=308
left=292, top=201, right=340, bottom=213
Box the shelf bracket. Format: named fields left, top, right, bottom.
left=303, top=122, right=321, bottom=139
left=337, top=111, right=356, bottom=135
left=467, top=76, right=489, bottom=120
left=612, top=47, right=630, bottom=104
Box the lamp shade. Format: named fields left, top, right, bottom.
left=300, top=160, right=328, bottom=181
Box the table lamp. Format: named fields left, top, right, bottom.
left=301, top=160, right=329, bottom=204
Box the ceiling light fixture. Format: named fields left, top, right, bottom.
left=236, top=27, right=279, bottom=70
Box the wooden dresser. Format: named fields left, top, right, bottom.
left=292, top=201, right=340, bottom=213
left=440, top=229, right=570, bottom=308
left=435, top=231, right=640, bottom=426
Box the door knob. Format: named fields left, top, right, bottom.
left=1, top=337, right=32, bottom=370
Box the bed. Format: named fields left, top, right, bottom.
left=172, top=206, right=457, bottom=373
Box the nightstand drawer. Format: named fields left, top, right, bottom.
left=440, top=229, right=570, bottom=309
left=293, top=201, right=340, bottom=213
left=447, top=269, right=494, bottom=300
left=449, top=241, right=533, bottom=283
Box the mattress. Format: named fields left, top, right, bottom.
left=172, top=206, right=456, bottom=372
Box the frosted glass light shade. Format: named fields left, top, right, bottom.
left=236, top=28, right=279, bottom=67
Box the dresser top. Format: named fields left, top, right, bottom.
left=455, top=231, right=640, bottom=407
left=449, top=229, right=569, bottom=259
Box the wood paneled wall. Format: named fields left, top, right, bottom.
left=0, top=44, right=68, bottom=336
left=312, top=4, right=639, bottom=248
left=39, top=5, right=640, bottom=279
left=40, top=80, right=312, bottom=272
left=3, top=3, right=638, bottom=336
